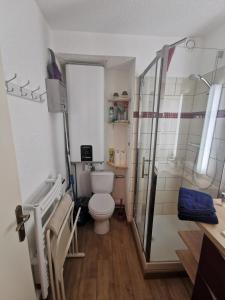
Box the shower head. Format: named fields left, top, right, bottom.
left=189, top=73, right=211, bottom=88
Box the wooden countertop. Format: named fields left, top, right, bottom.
left=196, top=199, right=225, bottom=257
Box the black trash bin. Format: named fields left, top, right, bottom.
left=75, top=197, right=92, bottom=226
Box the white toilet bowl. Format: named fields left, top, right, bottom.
left=88, top=193, right=115, bottom=234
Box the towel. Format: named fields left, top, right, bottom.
left=47, top=193, right=72, bottom=236
left=178, top=187, right=218, bottom=224
left=178, top=212, right=218, bottom=224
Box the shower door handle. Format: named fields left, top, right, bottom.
left=141, top=157, right=150, bottom=178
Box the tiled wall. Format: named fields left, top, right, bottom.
left=153, top=78, right=194, bottom=215
left=182, top=65, right=225, bottom=197
left=127, top=63, right=225, bottom=221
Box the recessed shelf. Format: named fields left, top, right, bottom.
left=108, top=120, right=129, bottom=125
left=107, top=161, right=128, bottom=169
left=108, top=98, right=130, bottom=103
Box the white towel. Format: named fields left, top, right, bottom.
left=47, top=193, right=72, bottom=236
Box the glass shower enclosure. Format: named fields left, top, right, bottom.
left=134, top=39, right=225, bottom=265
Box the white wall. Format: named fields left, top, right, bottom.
left=0, top=0, right=66, bottom=202
left=202, top=21, right=225, bottom=50
left=51, top=30, right=185, bottom=75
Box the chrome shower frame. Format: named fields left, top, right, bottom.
left=133, top=37, right=188, bottom=263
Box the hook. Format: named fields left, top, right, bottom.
left=31, top=86, right=40, bottom=99
left=20, top=80, right=30, bottom=97
left=5, top=73, right=17, bottom=92
left=39, top=91, right=46, bottom=102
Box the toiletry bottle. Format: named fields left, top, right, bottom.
left=109, top=106, right=114, bottom=123
left=124, top=109, right=128, bottom=121
left=120, top=150, right=127, bottom=166
left=108, top=148, right=115, bottom=163
left=124, top=102, right=128, bottom=120
left=114, top=103, right=118, bottom=121
left=115, top=150, right=120, bottom=166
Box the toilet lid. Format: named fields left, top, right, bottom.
left=89, top=193, right=115, bottom=215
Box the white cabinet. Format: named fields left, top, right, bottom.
left=46, top=79, right=67, bottom=112
left=66, top=64, right=104, bottom=162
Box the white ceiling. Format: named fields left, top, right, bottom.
left=36, top=0, right=225, bottom=37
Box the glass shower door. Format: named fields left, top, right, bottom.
left=134, top=55, right=162, bottom=251
left=134, top=45, right=171, bottom=259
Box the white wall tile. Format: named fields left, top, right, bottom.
left=179, top=78, right=196, bottom=96
left=182, top=96, right=194, bottom=112
left=140, top=118, right=153, bottom=134
left=165, top=78, right=176, bottom=96
left=193, top=93, right=208, bottom=112
left=154, top=203, right=163, bottom=214
left=160, top=96, right=181, bottom=113
left=215, top=65, right=225, bottom=85
left=141, top=94, right=154, bottom=111
left=215, top=118, right=225, bottom=140
left=156, top=177, right=166, bottom=190
left=179, top=119, right=191, bottom=135
left=219, top=88, right=225, bottom=110
left=161, top=203, right=177, bottom=214
left=158, top=119, right=177, bottom=132
left=155, top=190, right=179, bottom=203
left=165, top=177, right=182, bottom=191
left=210, top=139, right=225, bottom=162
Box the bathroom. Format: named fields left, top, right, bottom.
left=1, top=1, right=225, bottom=300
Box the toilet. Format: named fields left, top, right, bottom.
left=88, top=171, right=115, bottom=234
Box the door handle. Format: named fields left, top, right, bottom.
left=141, top=157, right=150, bottom=178
left=15, top=205, right=30, bottom=242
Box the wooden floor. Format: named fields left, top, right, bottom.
left=63, top=216, right=192, bottom=300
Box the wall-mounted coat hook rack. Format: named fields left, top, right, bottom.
left=39, top=91, right=46, bottom=102
left=20, top=80, right=30, bottom=97
left=5, top=73, right=17, bottom=92
left=5, top=73, right=46, bottom=104
left=31, top=86, right=40, bottom=99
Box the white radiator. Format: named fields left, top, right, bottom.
left=25, top=174, right=64, bottom=299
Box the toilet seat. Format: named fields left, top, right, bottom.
left=89, top=193, right=115, bottom=215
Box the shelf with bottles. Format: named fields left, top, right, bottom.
left=108, top=98, right=130, bottom=103
left=108, top=120, right=129, bottom=125
left=108, top=91, right=130, bottom=103
left=108, top=149, right=127, bottom=170
left=107, top=161, right=128, bottom=169
left=108, top=98, right=129, bottom=124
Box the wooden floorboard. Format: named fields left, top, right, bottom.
left=62, top=216, right=192, bottom=300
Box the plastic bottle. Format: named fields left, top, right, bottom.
left=109, top=106, right=114, bottom=123
left=120, top=150, right=127, bottom=166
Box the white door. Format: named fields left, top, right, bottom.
left=0, top=56, right=36, bottom=299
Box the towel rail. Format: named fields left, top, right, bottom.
left=24, top=174, right=64, bottom=299
left=46, top=200, right=85, bottom=300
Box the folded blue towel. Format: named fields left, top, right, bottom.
left=178, top=212, right=218, bottom=224
left=178, top=187, right=218, bottom=224
left=178, top=187, right=215, bottom=214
